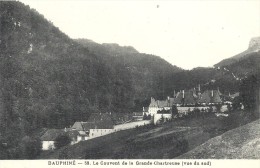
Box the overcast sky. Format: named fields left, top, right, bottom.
left=21, top=0, right=260, bottom=70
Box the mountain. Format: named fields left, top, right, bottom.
left=212, top=37, right=260, bottom=93
left=0, top=1, right=258, bottom=159
left=76, top=39, right=139, bottom=56
left=215, top=37, right=260, bottom=67
left=172, top=38, right=260, bottom=95
left=75, top=39, right=182, bottom=100
left=0, top=1, right=184, bottom=159
left=76, top=36, right=259, bottom=100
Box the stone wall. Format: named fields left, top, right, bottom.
left=114, top=120, right=151, bottom=131
left=153, top=113, right=172, bottom=125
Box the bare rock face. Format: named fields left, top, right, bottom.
left=248, top=37, right=260, bottom=51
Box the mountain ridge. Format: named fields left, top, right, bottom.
left=215, top=37, right=260, bottom=67
left=0, top=1, right=259, bottom=159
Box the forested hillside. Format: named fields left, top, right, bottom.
left=75, top=39, right=182, bottom=106
left=168, top=51, right=260, bottom=95
left=0, top=1, right=259, bottom=159
left=76, top=38, right=260, bottom=97
left=0, top=2, right=184, bottom=158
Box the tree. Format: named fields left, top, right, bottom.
left=159, top=114, right=165, bottom=124
left=232, top=96, right=242, bottom=111
left=193, top=108, right=201, bottom=117
left=143, top=113, right=148, bottom=120
left=227, top=104, right=232, bottom=112
left=54, top=135, right=71, bottom=149
left=201, top=108, right=205, bottom=113
left=19, top=136, right=42, bottom=159
left=147, top=114, right=152, bottom=120
left=59, top=148, right=69, bottom=159
left=240, top=74, right=259, bottom=111
left=171, top=105, right=178, bottom=119
left=208, top=106, right=214, bottom=113
left=215, top=104, right=222, bottom=112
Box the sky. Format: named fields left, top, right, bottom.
left=21, top=0, right=260, bottom=70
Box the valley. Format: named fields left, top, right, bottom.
left=0, top=1, right=259, bottom=159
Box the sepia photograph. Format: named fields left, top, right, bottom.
left=0, top=0, right=259, bottom=163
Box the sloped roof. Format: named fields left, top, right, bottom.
left=71, top=122, right=84, bottom=131
left=230, top=92, right=239, bottom=99
left=72, top=113, right=114, bottom=131
left=111, top=112, right=133, bottom=124
left=184, top=90, right=197, bottom=104
left=198, top=90, right=222, bottom=104
left=212, top=90, right=222, bottom=103
left=174, top=92, right=183, bottom=104
left=157, top=100, right=169, bottom=108
left=168, top=98, right=175, bottom=106
left=72, top=121, right=114, bottom=131
left=174, top=90, right=197, bottom=105
left=88, top=113, right=114, bottom=128
left=40, top=129, right=64, bottom=141
left=88, top=113, right=114, bottom=123
left=149, top=97, right=175, bottom=108
left=95, top=121, right=114, bottom=129
left=198, top=91, right=212, bottom=104
left=81, top=122, right=96, bottom=130
left=82, top=121, right=114, bottom=129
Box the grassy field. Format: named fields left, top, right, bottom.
left=38, top=111, right=257, bottom=159
left=178, top=118, right=260, bottom=159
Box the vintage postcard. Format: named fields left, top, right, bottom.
left=0, top=0, right=259, bottom=167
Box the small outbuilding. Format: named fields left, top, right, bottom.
left=40, top=129, right=64, bottom=150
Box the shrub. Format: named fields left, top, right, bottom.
left=54, top=135, right=71, bottom=149
left=19, top=136, right=42, bottom=159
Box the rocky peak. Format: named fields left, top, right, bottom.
left=248, top=37, right=260, bottom=51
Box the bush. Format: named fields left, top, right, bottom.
left=227, top=104, right=232, bottom=112
left=215, top=104, right=222, bottom=112
left=19, top=136, right=42, bottom=159
left=171, top=105, right=179, bottom=119
left=54, top=135, right=71, bottom=149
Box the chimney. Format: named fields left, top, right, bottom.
left=64, top=127, right=67, bottom=132
left=174, top=90, right=176, bottom=98
left=198, top=84, right=201, bottom=92
left=143, top=107, right=145, bottom=112
left=167, top=96, right=170, bottom=100
left=182, top=90, right=185, bottom=98
left=211, top=90, right=214, bottom=97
